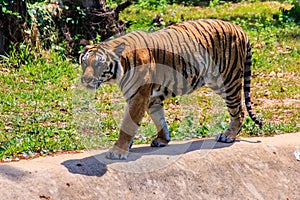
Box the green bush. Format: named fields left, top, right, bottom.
left=280, top=0, right=300, bottom=24
left=26, top=2, right=58, bottom=48
left=135, top=0, right=168, bottom=10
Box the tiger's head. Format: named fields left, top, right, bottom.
left=79, top=43, right=125, bottom=90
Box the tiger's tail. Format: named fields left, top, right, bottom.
left=244, top=39, right=264, bottom=128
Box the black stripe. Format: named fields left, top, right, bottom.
left=185, top=22, right=201, bottom=44
left=135, top=31, right=152, bottom=63
left=217, top=22, right=227, bottom=74
left=244, top=70, right=251, bottom=77
left=171, top=31, right=188, bottom=94
left=195, top=22, right=210, bottom=48
left=119, top=56, right=131, bottom=90
left=126, top=86, right=142, bottom=101
left=159, top=33, right=167, bottom=65
left=159, top=95, right=165, bottom=101
left=176, top=29, right=194, bottom=79
left=164, top=86, right=169, bottom=96
left=224, top=45, right=239, bottom=85
left=223, top=23, right=233, bottom=77
left=225, top=83, right=242, bottom=100
left=123, top=75, right=141, bottom=100
left=245, top=97, right=251, bottom=104
left=207, top=21, right=222, bottom=72
left=165, top=31, right=178, bottom=96
left=112, top=60, right=118, bottom=79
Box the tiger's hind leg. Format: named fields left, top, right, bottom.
left=148, top=98, right=171, bottom=147
left=216, top=87, right=244, bottom=143
left=216, top=110, right=244, bottom=143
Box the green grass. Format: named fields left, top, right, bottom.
left=0, top=49, right=84, bottom=160
left=0, top=1, right=299, bottom=160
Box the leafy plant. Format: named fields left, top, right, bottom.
left=1, top=4, right=21, bottom=18
left=280, top=0, right=300, bottom=24
left=135, top=0, right=168, bottom=10
left=209, top=0, right=220, bottom=8
left=26, top=2, right=58, bottom=48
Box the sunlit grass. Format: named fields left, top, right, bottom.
left=0, top=49, right=84, bottom=159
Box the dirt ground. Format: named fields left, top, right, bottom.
left=0, top=133, right=299, bottom=200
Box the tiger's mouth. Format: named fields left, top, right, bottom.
left=83, top=80, right=103, bottom=90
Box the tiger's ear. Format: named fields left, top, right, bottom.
left=79, top=45, right=94, bottom=64
left=113, top=43, right=126, bottom=57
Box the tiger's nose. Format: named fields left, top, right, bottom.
left=81, top=76, right=94, bottom=84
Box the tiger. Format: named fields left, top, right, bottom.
left=80, top=19, right=263, bottom=160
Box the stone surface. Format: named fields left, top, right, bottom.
left=0, top=133, right=299, bottom=199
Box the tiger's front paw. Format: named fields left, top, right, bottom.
left=215, top=133, right=235, bottom=143
left=106, top=145, right=129, bottom=160
left=151, top=137, right=170, bottom=147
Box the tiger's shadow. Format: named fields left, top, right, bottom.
left=61, top=138, right=260, bottom=177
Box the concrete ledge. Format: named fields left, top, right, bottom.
left=0, top=133, right=299, bottom=199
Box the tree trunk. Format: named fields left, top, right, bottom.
left=0, top=0, right=132, bottom=57
left=0, top=4, right=6, bottom=55
left=0, top=0, right=27, bottom=55
left=53, top=0, right=132, bottom=56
